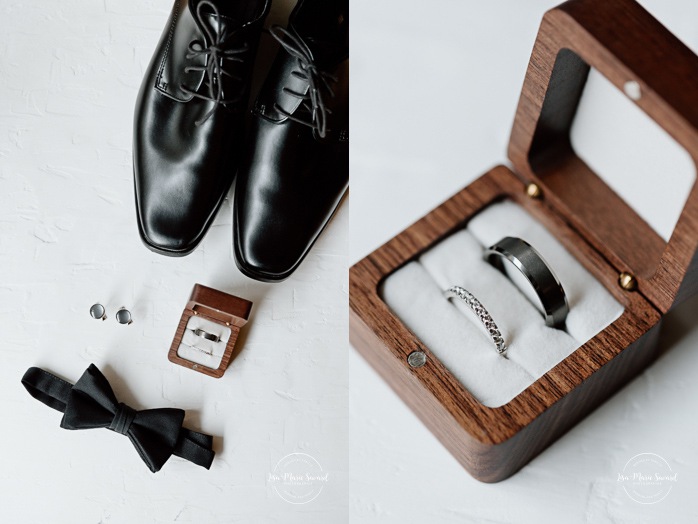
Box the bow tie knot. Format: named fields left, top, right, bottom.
left=109, top=402, right=136, bottom=435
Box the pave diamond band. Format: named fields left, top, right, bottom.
left=444, top=286, right=507, bottom=355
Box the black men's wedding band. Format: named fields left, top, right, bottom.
left=190, top=328, right=221, bottom=343
left=484, top=236, right=568, bottom=328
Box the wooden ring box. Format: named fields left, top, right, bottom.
left=349, top=0, right=698, bottom=482
left=168, top=284, right=253, bottom=378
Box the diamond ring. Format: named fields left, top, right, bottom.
left=444, top=286, right=507, bottom=356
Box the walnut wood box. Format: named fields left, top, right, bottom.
left=168, top=284, right=253, bottom=378
left=349, top=0, right=698, bottom=482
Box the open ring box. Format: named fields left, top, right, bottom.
left=349, top=0, right=698, bottom=482
left=168, top=284, right=253, bottom=378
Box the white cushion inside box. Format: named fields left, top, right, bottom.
left=177, top=315, right=232, bottom=369
left=380, top=200, right=624, bottom=407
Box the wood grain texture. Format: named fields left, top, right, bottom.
left=350, top=165, right=663, bottom=482
left=189, top=283, right=253, bottom=320
left=350, top=0, right=698, bottom=482
left=168, top=284, right=253, bottom=379
left=508, top=0, right=698, bottom=313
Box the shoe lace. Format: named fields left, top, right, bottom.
left=180, top=0, right=249, bottom=126
left=268, top=25, right=337, bottom=138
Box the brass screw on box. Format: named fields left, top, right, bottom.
left=619, top=272, right=638, bottom=291
left=526, top=183, right=543, bottom=199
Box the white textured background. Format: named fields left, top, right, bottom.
left=350, top=1, right=698, bottom=522
left=0, top=1, right=348, bottom=523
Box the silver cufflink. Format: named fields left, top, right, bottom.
left=115, top=307, right=133, bottom=325
left=90, top=303, right=107, bottom=321
left=90, top=304, right=133, bottom=324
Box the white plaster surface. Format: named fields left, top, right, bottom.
left=0, top=1, right=348, bottom=523
left=350, top=0, right=698, bottom=522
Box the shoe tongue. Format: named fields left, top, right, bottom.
left=190, top=0, right=264, bottom=31
left=299, top=38, right=342, bottom=68
left=311, top=17, right=347, bottom=40
left=290, top=11, right=348, bottom=66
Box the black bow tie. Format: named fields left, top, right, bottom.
left=22, top=364, right=215, bottom=473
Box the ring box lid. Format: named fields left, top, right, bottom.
left=507, top=0, right=698, bottom=314
left=188, top=284, right=253, bottom=327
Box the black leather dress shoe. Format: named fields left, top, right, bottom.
left=233, top=0, right=349, bottom=281
left=134, top=0, right=270, bottom=256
